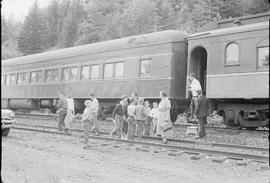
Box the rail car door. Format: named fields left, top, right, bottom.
left=188, top=46, right=208, bottom=91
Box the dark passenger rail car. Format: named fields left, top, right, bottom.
left=1, top=30, right=188, bottom=121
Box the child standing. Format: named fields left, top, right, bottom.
left=150, top=102, right=159, bottom=135
left=82, top=100, right=93, bottom=146
left=127, top=99, right=136, bottom=140
left=111, top=96, right=128, bottom=139
left=144, top=101, right=151, bottom=136
left=134, top=98, right=148, bottom=141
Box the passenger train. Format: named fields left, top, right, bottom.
left=1, top=12, right=269, bottom=129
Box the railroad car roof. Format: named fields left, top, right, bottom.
left=2, top=30, right=187, bottom=66
left=188, top=21, right=269, bottom=40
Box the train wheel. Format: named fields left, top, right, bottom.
left=221, top=111, right=242, bottom=129
left=225, top=122, right=242, bottom=129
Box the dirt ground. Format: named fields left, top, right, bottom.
left=2, top=129, right=270, bottom=183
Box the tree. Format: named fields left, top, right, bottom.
left=2, top=39, right=23, bottom=59
left=58, top=0, right=84, bottom=48
left=154, top=0, right=176, bottom=31
left=57, top=0, right=71, bottom=41
left=17, top=1, right=49, bottom=55
left=46, top=0, right=60, bottom=47
left=1, top=16, right=9, bottom=44
left=175, top=0, right=221, bottom=33
left=102, top=0, right=157, bottom=38
left=75, top=0, right=130, bottom=45
left=1, top=15, right=23, bottom=59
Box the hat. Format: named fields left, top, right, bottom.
left=84, top=100, right=92, bottom=106
left=138, top=97, right=144, bottom=103
left=121, top=95, right=128, bottom=100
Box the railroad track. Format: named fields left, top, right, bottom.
left=12, top=123, right=269, bottom=162
left=14, top=113, right=269, bottom=132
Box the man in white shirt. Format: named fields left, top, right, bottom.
left=188, top=73, right=202, bottom=120
left=89, top=93, right=99, bottom=135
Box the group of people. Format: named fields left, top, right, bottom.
left=55, top=72, right=210, bottom=147
left=110, top=91, right=173, bottom=144
left=55, top=92, right=100, bottom=145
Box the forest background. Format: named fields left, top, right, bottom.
left=2, top=0, right=269, bottom=59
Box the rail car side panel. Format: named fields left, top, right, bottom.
left=207, top=72, right=269, bottom=98
left=188, top=28, right=268, bottom=75
left=1, top=79, right=172, bottom=99
left=2, top=42, right=188, bottom=100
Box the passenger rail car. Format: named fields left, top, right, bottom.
left=1, top=31, right=188, bottom=121
left=187, top=17, right=269, bottom=129
left=1, top=13, right=269, bottom=128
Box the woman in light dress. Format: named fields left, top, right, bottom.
left=64, top=92, right=75, bottom=134
left=157, top=91, right=173, bottom=143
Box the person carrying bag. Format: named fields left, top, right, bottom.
left=158, top=91, right=173, bottom=143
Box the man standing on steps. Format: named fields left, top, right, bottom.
left=194, top=90, right=210, bottom=138
left=188, top=73, right=202, bottom=121
left=89, top=93, right=99, bottom=135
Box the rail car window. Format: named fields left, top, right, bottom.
left=30, top=71, right=43, bottom=83
left=225, top=43, right=239, bottom=65
left=140, top=59, right=152, bottom=76
left=45, top=69, right=59, bottom=82
left=104, top=63, right=113, bottom=78
left=115, top=62, right=124, bottom=78
left=62, top=67, right=78, bottom=81
left=90, top=65, right=99, bottom=79
left=1, top=75, right=5, bottom=85
left=257, top=46, right=269, bottom=69
left=81, top=66, right=90, bottom=80
left=17, top=72, right=28, bottom=84
left=6, top=74, right=16, bottom=85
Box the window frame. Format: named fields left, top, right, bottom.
left=257, top=46, right=269, bottom=70
left=5, top=73, right=17, bottom=85
left=80, top=64, right=100, bottom=80
left=81, top=65, right=90, bottom=80
left=103, top=62, right=125, bottom=79
left=30, top=70, right=43, bottom=84
left=61, top=66, right=79, bottom=82
left=1, top=75, right=5, bottom=85
left=45, top=68, right=59, bottom=83
left=224, top=42, right=240, bottom=66
left=103, top=63, right=114, bottom=79
left=90, top=64, right=99, bottom=80
left=140, top=59, right=152, bottom=77
left=114, top=62, right=124, bottom=79
left=17, top=72, right=28, bottom=85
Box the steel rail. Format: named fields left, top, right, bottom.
left=13, top=123, right=269, bottom=153
left=12, top=126, right=269, bottom=162
left=14, top=113, right=269, bottom=132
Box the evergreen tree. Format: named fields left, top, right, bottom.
left=75, top=0, right=131, bottom=45
left=58, top=0, right=84, bottom=48
left=1, top=16, right=9, bottom=44
left=1, top=15, right=23, bottom=59
left=17, top=1, right=49, bottom=55
left=57, top=0, right=71, bottom=41
left=154, top=0, right=176, bottom=31
left=46, top=0, right=60, bottom=47
left=175, top=0, right=221, bottom=33
left=103, top=0, right=157, bottom=38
